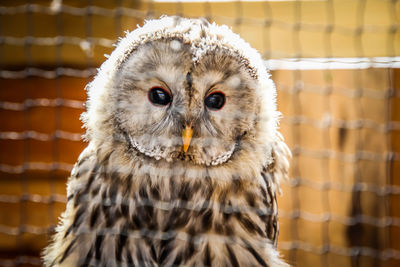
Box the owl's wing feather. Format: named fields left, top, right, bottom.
left=267, top=133, right=291, bottom=193
left=261, top=133, right=291, bottom=246
left=42, top=146, right=101, bottom=266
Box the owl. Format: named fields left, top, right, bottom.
left=43, top=16, right=290, bottom=266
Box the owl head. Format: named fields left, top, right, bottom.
left=82, top=16, right=281, bottom=169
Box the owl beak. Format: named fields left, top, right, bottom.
left=182, top=123, right=193, bottom=153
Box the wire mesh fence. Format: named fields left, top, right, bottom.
left=0, top=0, right=399, bottom=266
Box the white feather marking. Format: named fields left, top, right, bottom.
left=170, top=39, right=182, bottom=51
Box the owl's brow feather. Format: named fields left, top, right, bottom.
left=184, top=71, right=195, bottom=109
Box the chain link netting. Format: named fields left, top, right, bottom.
left=0, top=0, right=399, bottom=266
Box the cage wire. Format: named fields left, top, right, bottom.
left=0, top=0, right=399, bottom=266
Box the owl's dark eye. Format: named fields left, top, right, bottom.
left=205, top=92, right=226, bottom=110
left=148, top=87, right=172, bottom=106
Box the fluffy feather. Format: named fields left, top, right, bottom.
left=43, top=16, right=290, bottom=266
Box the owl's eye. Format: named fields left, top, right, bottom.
left=205, top=92, right=226, bottom=110
left=148, top=87, right=172, bottom=106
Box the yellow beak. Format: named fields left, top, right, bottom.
left=182, top=123, right=193, bottom=153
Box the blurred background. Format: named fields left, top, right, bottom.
left=0, top=0, right=399, bottom=266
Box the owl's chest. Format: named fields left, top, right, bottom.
left=64, top=157, right=277, bottom=266
left=102, top=175, right=216, bottom=234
